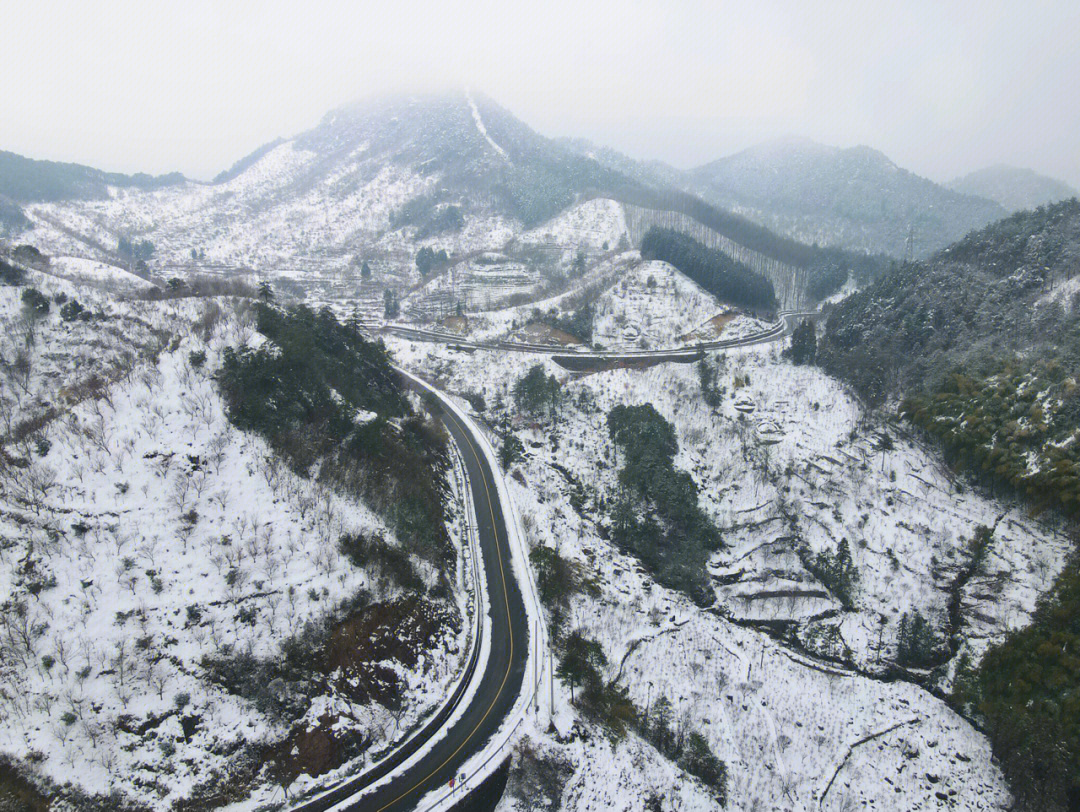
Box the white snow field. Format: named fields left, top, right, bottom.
left=0, top=271, right=472, bottom=809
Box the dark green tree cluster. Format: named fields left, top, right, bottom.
left=118, top=236, right=154, bottom=262
left=499, top=433, right=524, bottom=468
left=804, top=254, right=850, bottom=301
left=20, top=287, right=49, bottom=317
left=391, top=194, right=439, bottom=229
left=501, top=163, right=579, bottom=229
left=415, top=246, right=450, bottom=277
left=383, top=288, right=399, bottom=318
left=900, top=363, right=1080, bottom=518
left=556, top=630, right=606, bottom=705
left=640, top=695, right=727, bottom=802
left=0, top=198, right=30, bottom=235
left=553, top=630, right=634, bottom=733
left=513, top=364, right=561, bottom=420
left=423, top=205, right=464, bottom=236
left=0, top=258, right=24, bottom=285
left=959, top=557, right=1080, bottom=810
left=785, top=319, right=817, bottom=365
left=529, top=545, right=594, bottom=635
left=391, top=195, right=464, bottom=237
left=640, top=226, right=777, bottom=313
left=217, top=303, right=452, bottom=565
left=895, top=609, right=940, bottom=669
left=607, top=404, right=721, bottom=603
left=542, top=303, right=594, bottom=344
left=697, top=357, right=723, bottom=408
left=819, top=199, right=1080, bottom=406
left=803, top=538, right=858, bottom=610
left=60, top=299, right=90, bottom=322
left=337, top=531, right=422, bottom=592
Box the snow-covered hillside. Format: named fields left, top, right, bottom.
left=385, top=275, right=1067, bottom=809
left=590, top=259, right=769, bottom=350
left=0, top=268, right=472, bottom=809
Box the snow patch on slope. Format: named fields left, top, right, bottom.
left=466, top=91, right=508, bottom=160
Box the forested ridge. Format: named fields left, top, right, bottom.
left=218, top=302, right=453, bottom=566
left=640, top=226, right=778, bottom=312
left=818, top=198, right=1080, bottom=810
left=0, top=149, right=183, bottom=202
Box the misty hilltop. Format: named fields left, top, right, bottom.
left=6, top=91, right=898, bottom=314
left=10, top=92, right=638, bottom=266
left=947, top=164, right=1078, bottom=214
left=687, top=137, right=1008, bottom=258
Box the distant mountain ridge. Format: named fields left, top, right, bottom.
left=687, top=137, right=1007, bottom=258
left=947, top=164, right=1077, bottom=213
left=8, top=91, right=892, bottom=312
left=0, top=150, right=184, bottom=238
left=0, top=149, right=184, bottom=203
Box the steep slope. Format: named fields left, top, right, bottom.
left=385, top=273, right=1061, bottom=811
left=947, top=164, right=1078, bottom=213
left=820, top=198, right=1080, bottom=407
left=819, top=199, right=1080, bottom=809
left=0, top=249, right=474, bottom=809
left=689, top=137, right=1007, bottom=258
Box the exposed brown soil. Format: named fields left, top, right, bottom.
left=324, top=597, right=459, bottom=708
left=439, top=315, right=470, bottom=335
left=265, top=712, right=353, bottom=788
left=261, top=597, right=461, bottom=787
left=516, top=322, right=583, bottom=346
left=678, top=311, right=736, bottom=343
left=0, top=762, right=49, bottom=812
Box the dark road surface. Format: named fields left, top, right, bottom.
left=291, top=381, right=529, bottom=812
left=381, top=312, right=819, bottom=371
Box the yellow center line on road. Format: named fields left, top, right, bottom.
left=372, top=401, right=516, bottom=812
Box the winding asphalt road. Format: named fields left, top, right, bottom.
left=290, top=381, right=529, bottom=812
left=290, top=309, right=817, bottom=811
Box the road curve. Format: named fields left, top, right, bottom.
left=290, top=378, right=529, bottom=812
left=290, top=308, right=816, bottom=810
left=379, top=311, right=819, bottom=363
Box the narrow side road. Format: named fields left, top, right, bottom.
left=290, top=378, right=529, bottom=812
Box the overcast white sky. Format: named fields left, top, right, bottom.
left=4, top=0, right=1078, bottom=186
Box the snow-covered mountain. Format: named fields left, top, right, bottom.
left=5, top=91, right=1078, bottom=811
left=946, top=164, right=1077, bottom=213
left=15, top=92, right=631, bottom=271
left=6, top=93, right=664, bottom=322
left=0, top=248, right=474, bottom=809
left=688, top=137, right=1007, bottom=258
left=10, top=96, right=898, bottom=319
